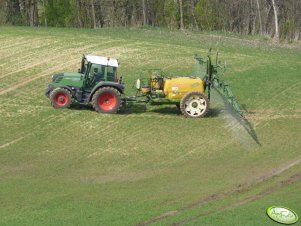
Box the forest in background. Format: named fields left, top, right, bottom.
left=0, top=0, right=300, bottom=42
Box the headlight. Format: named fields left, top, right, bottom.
left=51, top=73, right=63, bottom=82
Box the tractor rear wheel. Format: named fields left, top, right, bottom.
left=180, top=92, right=209, bottom=118
left=50, top=88, right=72, bottom=109
left=92, top=87, right=121, bottom=114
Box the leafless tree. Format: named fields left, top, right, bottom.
left=91, top=0, right=96, bottom=29
left=142, top=0, right=148, bottom=25
left=178, top=0, right=184, bottom=30
left=271, top=0, right=279, bottom=41
left=256, top=0, right=263, bottom=35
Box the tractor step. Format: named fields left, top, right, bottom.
left=75, top=90, right=90, bottom=103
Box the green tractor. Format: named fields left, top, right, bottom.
left=45, top=55, right=124, bottom=113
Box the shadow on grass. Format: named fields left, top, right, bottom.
left=68, top=103, right=148, bottom=115
left=151, top=106, right=223, bottom=118
left=119, top=104, right=147, bottom=115
left=207, top=108, right=224, bottom=118
left=69, top=103, right=94, bottom=111
left=150, top=106, right=181, bottom=115
left=68, top=103, right=224, bottom=118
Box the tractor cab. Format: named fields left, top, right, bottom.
left=81, top=55, right=119, bottom=89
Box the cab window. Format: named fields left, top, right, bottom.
left=89, top=64, right=105, bottom=81
left=107, top=66, right=117, bottom=82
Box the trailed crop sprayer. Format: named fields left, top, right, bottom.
left=45, top=49, right=243, bottom=118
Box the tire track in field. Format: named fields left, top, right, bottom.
left=0, top=39, right=119, bottom=77
left=33, top=117, right=124, bottom=178
left=0, top=41, right=42, bottom=60
left=173, top=173, right=301, bottom=226
left=159, top=138, right=234, bottom=167
left=0, top=102, right=180, bottom=119
left=0, top=44, right=68, bottom=79
left=0, top=40, right=36, bottom=51
left=0, top=103, right=50, bottom=109
left=38, top=117, right=122, bottom=160
left=0, top=43, right=100, bottom=95
left=138, top=154, right=301, bottom=226
left=1, top=105, right=120, bottom=154
left=253, top=101, right=301, bottom=130
left=0, top=137, right=26, bottom=149
left=0, top=109, right=81, bottom=151
left=0, top=41, right=143, bottom=93
left=0, top=45, right=78, bottom=79
left=0, top=41, right=98, bottom=78
left=249, top=112, right=301, bottom=122
left=0, top=59, right=77, bottom=95
left=0, top=40, right=61, bottom=69
left=219, top=83, right=301, bottom=144
left=0, top=40, right=129, bottom=84
left=0, top=37, right=27, bottom=48
left=120, top=113, right=178, bottom=119
left=32, top=113, right=121, bottom=156
left=254, top=80, right=301, bottom=120
left=0, top=38, right=58, bottom=57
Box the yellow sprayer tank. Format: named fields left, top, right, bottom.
left=163, top=77, right=205, bottom=100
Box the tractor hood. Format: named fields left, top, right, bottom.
left=52, top=72, right=83, bottom=82
left=51, top=72, right=84, bottom=88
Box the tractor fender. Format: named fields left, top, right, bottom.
left=59, top=85, right=76, bottom=97
left=89, top=82, right=125, bottom=101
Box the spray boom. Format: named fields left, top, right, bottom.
left=195, top=49, right=244, bottom=117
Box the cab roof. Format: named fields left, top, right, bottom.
left=85, top=55, right=119, bottom=67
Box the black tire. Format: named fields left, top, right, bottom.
left=180, top=92, right=209, bottom=118
left=50, top=88, right=72, bottom=109
left=92, top=87, right=121, bottom=114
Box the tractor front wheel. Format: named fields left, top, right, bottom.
left=92, top=87, right=121, bottom=114
left=180, top=92, right=209, bottom=118
left=50, top=88, right=72, bottom=109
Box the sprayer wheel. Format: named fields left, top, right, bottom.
left=180, top=92, right=209, bottom=118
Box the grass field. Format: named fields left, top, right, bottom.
left=0, top=26, right=301, bottom=226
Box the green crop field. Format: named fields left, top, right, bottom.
left=0, top=26, right=301, bottom=226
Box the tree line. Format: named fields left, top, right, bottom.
left=0, top=0, right=300, bottom=41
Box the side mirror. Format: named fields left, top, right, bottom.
left=78, top=68, right=81, bottom=73
left=136, top=79, right=141, bottom=90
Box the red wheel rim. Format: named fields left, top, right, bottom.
left=55, top=93, right=68, bottom=106
left=98, top=92, right=117, bottom=111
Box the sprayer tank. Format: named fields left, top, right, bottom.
left=163, top=77, right=205, bottom=100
